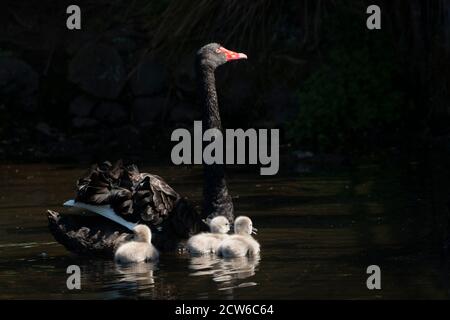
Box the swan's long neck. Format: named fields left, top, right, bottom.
left=196, top=65, right=234, bottom=222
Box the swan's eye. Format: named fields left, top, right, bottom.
left=215, top=48, right=222, bottom=53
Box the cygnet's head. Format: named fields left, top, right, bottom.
left=205, top=216, right=230, bottom=234
left=133, top=224, right=152, bottom=243
left=233, top=216, right=257, bottom=235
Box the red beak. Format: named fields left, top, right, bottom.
left=218, top=46, right=248, bottom=61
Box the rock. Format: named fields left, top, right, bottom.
left=169, top=102, right=201, bottom=123
left=65, top=31, right=97, bottom=55
left=112, top=125, right=142, bottom=149
left=35, top=122, right=52, bottom=136
left=72, top=117, right=98, bottom=128
left=130, top=56, right=168, bottom=96
left=104, top=26, right=140, bottom=53
left=93, top=102, right=127, bottom=124
left=173, top=54, right=196, bottom=95
left=293, top=150, right=314, bottom=160
left=294, top=163, right=313, bottom=174
left=221, top=76, right=254, bottom=119
left=292, top=152, right=351, bottom=174
left=52, top=138, right=85, bottom=157
left=35, top=121, right=65, bottom=141
left=312, top=154, right=351, bottom=167
left=132, top=97, right=166, bottom=126
left=264, top=86, right=298, bottom=126
left=111, top=36, right=137, bottom=54
left=69, top=95, right=96, bottom=117
left=69, top=43, right=126, bottom=99
left=0, top=57, right=39, bottom=111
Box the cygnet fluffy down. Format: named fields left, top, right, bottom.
left=187, top=216, right=230, bottom=255
left=218, top=216, right=260, bottom=258
left=114, top=225, right=159, bottom=263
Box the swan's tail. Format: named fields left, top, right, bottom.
left=46, top=209, right=131, bottom=257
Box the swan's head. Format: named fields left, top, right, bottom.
left=233, top=216, right=257, bottom=235
left=133, top=224, right=152, bottom=243
left=204, top=216, right=231, bottom=234
left=196, top=43, right=247, bottom=70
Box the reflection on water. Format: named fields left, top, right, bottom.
left=115, top=262, right=156, bottom=289
left=0, top=162, right=449, bottom=299
left=189, top=255, right=260, bottom=292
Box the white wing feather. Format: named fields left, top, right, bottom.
left=63, top=199, right=136, bottom=231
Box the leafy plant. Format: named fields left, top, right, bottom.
left=287, top=3, right=406, bottom=153
left=0, top=48, right=13, bottom=57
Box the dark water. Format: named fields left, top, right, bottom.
left=0, top=163, right=449, bottom=299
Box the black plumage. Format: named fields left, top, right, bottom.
left=48, top=43, right=245, bottom=255
left=48, top=160, right=205, bottom=252
left=75, top=160, right=180, bottom=225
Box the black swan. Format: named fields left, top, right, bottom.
left=47, top=43, right=247, bottom=256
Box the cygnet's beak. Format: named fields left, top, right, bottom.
left=252, top=227, right=258, bottom=235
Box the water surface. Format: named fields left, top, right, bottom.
left=0, top=163, right=448, bottom=299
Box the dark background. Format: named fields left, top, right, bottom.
left=1, top=0, right=449, bottom=162
left=1, top=1, right=450, bottom=229
left=1, top=1, right=450, bottom=298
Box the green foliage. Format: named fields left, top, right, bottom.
left=287, top=5, right=406, bottom=152
left=0, top=48, right=13, bottom=57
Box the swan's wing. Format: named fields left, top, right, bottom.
left=75, top=161, right=137, bottom=217
left=133, top=174, right=180, bottom=224
left=72, top=161, right=184, bottom=226
left=76, top=162, right=112, bottom=204
left=64, top=200, right=136, bottom=231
